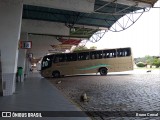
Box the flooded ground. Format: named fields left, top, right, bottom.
left=48, top=69, right=160, bottom=120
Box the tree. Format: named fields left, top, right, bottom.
left=152, top=58, right=160, bottom=68
left=144, top=55, right=160, bottom=68
left=73, top=46, right=88, bottom=52
left=136, top=62, right=146, bottom=67
left=90, top=46, right=97, bottom=50
left=145, top=55, right=154, bottom=66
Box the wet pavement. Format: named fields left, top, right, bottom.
left=48, top=70, right=160, bottom=120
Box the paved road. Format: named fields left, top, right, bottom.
left=48, top=70, right=160, bottom=120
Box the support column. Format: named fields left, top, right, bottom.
left=25, top=58, right=32, bottom=77
left=0, top=0, right=23, bottom=96
left=17, top=33, right=28, bottom=82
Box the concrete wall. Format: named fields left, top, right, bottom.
left=27, top=35, right=60, bottom=58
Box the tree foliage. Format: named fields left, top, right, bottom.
left=90, top=46, right=97, bottom=50
left=145, top=55, right=154, bottom=65
left=136, top=62, right=146, bottom=67
left=73, top=46, right=88, bottom=52
left=135, top=55, right=160, bottom=68
left=152, top=58, right=160, bottom=68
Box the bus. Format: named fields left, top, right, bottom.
left=40, top=47, right=133, bottom=78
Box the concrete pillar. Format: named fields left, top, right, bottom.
left=24, top=53, right=31, bottom=78
left=17, top=33, right=28, bottom=82
left=0, top=0, right=23, bottom=96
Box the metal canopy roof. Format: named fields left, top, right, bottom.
left=23, top=3, right=140, bottom=28
left=22, top=0, right=157, bottom=39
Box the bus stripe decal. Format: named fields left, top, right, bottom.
left=78, top=64, right=110, bottom=70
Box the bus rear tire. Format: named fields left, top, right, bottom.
left=99, top=68, right=108, bottom=76
left=52, top=71, right=60, bottom=78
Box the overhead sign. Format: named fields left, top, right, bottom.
left=19, top=41, right=32, bottom=49
left=28, top=53, right=33, bottom=59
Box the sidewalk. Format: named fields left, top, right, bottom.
left=0, top=72, right=90, bottom=120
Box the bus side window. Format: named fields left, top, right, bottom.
left=94, top=53, right=97, bottom=59
left=78, top=53, right=81, bottom=60
left=66, top=53, right=77, bottom=61
left=97, top=51, right=102, bottom=59
left=117, top=48, right=131, bottom=57
left=124, top=51, right=127, bottom=56
left=120, top=50, right=124, bottom=57
left=119, top=52, right=122, bottom=56
left=126, top=48, right=131, bottom=56
left=85, top=52, right=89, bottom=60
left=86, top=55, right=89, bottom=60
left=117, top=49, right=121, bottom=57
left=58, top=54, right=66, bottom=62
left=103, top=50, right=110, bottom=58
left=112, top=50, right=116, bottom=57
left=71, top=53, right=77, bottom=61
left=91, top=54, right=95, bottom=59
left=96, top=54, right=99, bottom=59
left=116, top=51, right=119, bottom=57
left=90, top=51, right=102, bottom=59
left=78, top=52, right=89, bottom=60
left=112, top=52, right=115, bottom=57
left=67, top=54, right=71, bottom=61
left=90, top=52, right=95, bottom=59
left=102, top=53, right=105, bottom=58
left=82, top=53, right=85, bottom=60
left=102, top=51, right=106, bottom=58
left=107, top=53, right=110, bottom=58
left=78, top=54, right=81, bottom=60
left=109, top=52, right=112, bottom=58
left=54, top=56, right=59, bottom=63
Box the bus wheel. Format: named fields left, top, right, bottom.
left=99, top=68, right=108, bottom=76
left=52, top=71, right=60, bottom=78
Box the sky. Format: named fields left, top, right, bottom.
left=86, top=1, right=160, bottom=58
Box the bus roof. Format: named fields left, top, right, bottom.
left=44, top=47, right=131, bottom=57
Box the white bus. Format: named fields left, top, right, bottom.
left=40, top=47, right=133, bottom=78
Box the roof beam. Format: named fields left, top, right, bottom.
left=101, top=0, right=152, bottom=7
left=21, top=19, right=70, bottom=36
left=23, top=0, right=95, bottom=13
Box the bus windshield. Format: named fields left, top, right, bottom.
left=41, top=55, right=53, bottom=70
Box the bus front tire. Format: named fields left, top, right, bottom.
left=99, top=68, right=108, bottom=76
left=52, top=71, right=60, bottom=78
